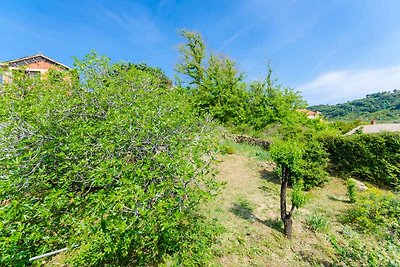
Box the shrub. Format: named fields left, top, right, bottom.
left=296, top=140, right=330, bottom=189
left=344, top=189, right=400, bottom=238
left=219, top=144, right=235, bottom=155
left=0, top=52, right=219, bottom=266
left=306, top=214, right=330, bottom=233
left=320, top=133, right=400, bottom=189
left=346, top=179, right=357, bottom=203
left=291, top=180, right=307, bottom=208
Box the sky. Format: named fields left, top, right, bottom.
left=1, top=0, right=400, bottom=105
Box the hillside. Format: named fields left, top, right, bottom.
left=205, top=142, right=400, bottom=266
left=309, top=90, right=400, bottom=122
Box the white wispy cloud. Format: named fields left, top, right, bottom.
left=218, top=17, right=267, bottom=51
left=303, top=39, right=345, bottom=81
left=0, top=15, right=40, bottom=38
left=298, top=66, right=400, bottom=105
left=97, top=6, right=163, bottom=45
left=271, top=22, right=313, bottom=52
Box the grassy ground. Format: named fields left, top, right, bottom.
left=206, top=143, right=397, bottom=266
left=42, top=141, right=398, bottom=266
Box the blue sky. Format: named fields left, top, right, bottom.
left=1, top=0, right=400, bottom=105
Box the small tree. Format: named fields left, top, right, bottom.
left=270, top=141, right=306, bottom=239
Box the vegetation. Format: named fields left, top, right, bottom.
left=320, top=132, right=400, bottom=189
left=332, top=189, right=400, bottom=266
left=0, top=52, right=220, bottom=266
left=344, top=189, right=400, bottom=238
left=309, top=89, right=400, bottom=122
left=218, top=139, right=270, bottom=161
left=270, top=141, right=306, bottom=239
left=306, top=214, right=330, bottom=233
left=330, top=226, right=400, bottom=267
left=208, top=145, right=400, bottom=266
left=176, top=30, right=306, bottom=130
left=346, top=179, right=357, bottom=203
left=1, top=29, right=399, bottom=266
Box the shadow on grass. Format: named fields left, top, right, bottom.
left=230, top=200, right=282, bottom=233
left=328, top=195, right=350, bottom=203
left=259, top=218, right=283, bottom=232
left=230, top=202, right=256, bottom=221
left=259, top=169, right=280, bottom=184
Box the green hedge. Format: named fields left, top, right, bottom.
left=320, top=133, right=400, bottom=189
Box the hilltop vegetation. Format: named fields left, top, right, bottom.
left=309, top=90, right=400, bottom=122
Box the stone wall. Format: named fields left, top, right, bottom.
left=227, top=134, right=271, bottom=150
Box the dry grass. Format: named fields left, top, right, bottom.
left=206, top=149, right=354, bottom=266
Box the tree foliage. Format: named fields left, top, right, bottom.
left=270, top=136, right=329, bottom=238
left=176, top=30, right=306, bottom=130
left=309, top=89, right=400, bottom=122
left=0, top=52, right=219, bottom=266
left=270, top=140, right=305, bottom=238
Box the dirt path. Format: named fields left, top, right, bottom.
left=214, top=154, right=276, bottom=214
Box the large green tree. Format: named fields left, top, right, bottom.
left=176, top=30, right=306, bottom=129
left=176, top=30, right=248, bottom=126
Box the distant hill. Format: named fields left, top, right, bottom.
left=309, top=90, right=400, bottom=122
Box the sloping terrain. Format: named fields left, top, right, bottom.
left=207, top=151, right=352, bottom=266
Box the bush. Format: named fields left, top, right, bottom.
left=296, top=140, right=330, bottom=189
left=291, top=180, right=307, bottom=208
left=306, top=214, right=330, bottom=233
left=346, top=179, right=357, bottom=203
left=334, top=190, right=400, bottom=266
left=0, top=52, right=219, bottom=266
left=327, top=120, right=364, bottom=134
left=219, top=143, right=235, bottom=155
left=320, top=133, right=400, bottom=189
left=344, top=189, right=400, bottom=238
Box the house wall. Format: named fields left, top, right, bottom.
left=9, top=61, right=64, bottom=75
left=24, top=61, right=64, bottom=71
left=1, top=61, right=66, bottom=84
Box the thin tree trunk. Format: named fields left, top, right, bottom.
left=280, top=166, right=288, bottom=222
left=280, top=165, right=293, bottom=239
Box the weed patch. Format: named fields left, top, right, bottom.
left=306, top=214, right=330, bottom=233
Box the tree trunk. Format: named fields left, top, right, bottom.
left=280, top=166, right=288, bottom=222
left=283, top=216, right=293, bottom=239
left=280, top=165, right=294, bottom=239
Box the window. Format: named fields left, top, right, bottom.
left=26, top=70, right=41, bottom=78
